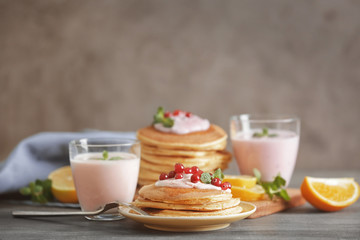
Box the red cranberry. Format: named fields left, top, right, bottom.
left=221, top=182, right=231, bottom=190
left=159, top=173, right=168, bottom=180
left=168, top=171, right=176, bottom=178
left=175, top=173, right=183, bottom=179
left=184, top=167, right=193, bottom=174
left=164, top=112, right=171, bottom=118
left=211, top=177, right=222, bottom=187
left=191, top=174, right=201, bottom=183
left=173, top=109, right=182, bottom=116
left=191, top=166, right=200, bottom=174
left=185, top=112, right=192, bottom=117
left=174, top=163, right=185, bottom=173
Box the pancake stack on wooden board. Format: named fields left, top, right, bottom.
left=136, top=124, right=232, bottom=186
left=133, top=184, right=242, bottom=217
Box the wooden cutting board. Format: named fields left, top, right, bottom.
left=247, top=188, right=306, bottom=219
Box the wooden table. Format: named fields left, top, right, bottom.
left=0, top=169, right=359, bottom=239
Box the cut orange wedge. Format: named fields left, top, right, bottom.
left=223, top=175, right=257, bottom=189
left=48, top=166, right=78, bottom=203
left=231, top=185, right=265, bottom=201
left=301, top=176, right=360, bottom=212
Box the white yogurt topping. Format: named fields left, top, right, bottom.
left=154, top=111, right=210, bottom=134
left=155, top=174, right=231, bottom=193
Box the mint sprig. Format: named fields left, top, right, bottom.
left=253, top=168, right=290, bottom=201
left=101, top=150, right=123, bottom=160
left=253, top=128, right=278, bottom=138
left=152, top=107, right=174, bottom=128
left=19, top=179, right=54, bottom=203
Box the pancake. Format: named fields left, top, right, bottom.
left=141, top=144, right=214, bottom=157
left=138, top=184, right=232, bottom=204
left=137, top=124, right=227, bottom=150
left=143, top=205, right=243, bottom=217
left=134, top=197, right=240, bottom=211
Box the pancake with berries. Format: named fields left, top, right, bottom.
left=132, top=164, right=242, bottom=217
left=136, top=107, right=231, bottom=185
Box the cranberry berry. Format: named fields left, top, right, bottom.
left=175, top=173, right=184, bottom=179
left=164, top=112, right=171, bottom=118
left=159, top=173, right=168, bottom=181
left=173, top=109, right=182, bottom=116
left=168, top=170, right=176, bottom=178
left=191, top=173, right=201, bottom=183
left=221, top=182, right=231, bottom=190
left=191, top=166, right=200, bottom=174
left=211, top=177, right=222, bottom=187
left=174, top=163, right=185, bottom=173
left=184, top=167, right=193, bottom=174
left=185, top=112, right=192, bottom=117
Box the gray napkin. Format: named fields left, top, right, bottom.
left=0, top=131, right=136, bottom=194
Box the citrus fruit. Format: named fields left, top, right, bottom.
left=300, top=176, right=360, bottom=212
left=231, top=184, right=265, bottom=201
left=48, top=166, right=78, bottom=203
left=223, top=175, right=257, bottom=189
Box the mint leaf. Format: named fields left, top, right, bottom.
left=252, top=128, right=278, bottom=138
left=19, top=179, right=54, bottom=203
left=253, top=168, right=290, bottom=201
left=200, top=173, right=212, bottom=184
left=109, top=156, right=123, bottom=160
left=152, top=106, right=174, bottom=128
left=213, top=168, right=224, bottom=181
left=253, top=168, right=261, bottom=182
left=102, top=150, right=109, bottom=160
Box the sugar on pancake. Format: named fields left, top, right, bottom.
left=137, top=107, right=232, bottom=185
left=133, top=164, right=242, bottom=217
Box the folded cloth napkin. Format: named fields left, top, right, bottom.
left=0, top=131, right=136, bottom=194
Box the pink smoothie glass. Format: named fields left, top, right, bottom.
left=230, top=114, right=300, bottom=186
left=69, top=138, right=140, bottom=221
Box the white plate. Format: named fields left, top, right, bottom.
left=119, top=201, right=256, bottom=232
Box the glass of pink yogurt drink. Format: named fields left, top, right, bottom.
left=230, top=114, right=300, bottom=186
left=69, top=138, right=140, bottom=221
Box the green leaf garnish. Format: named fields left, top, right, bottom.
left=152, top=107, right=174, bottom=128
left=253, top=168, right=290, bottom=201
left=19, top=179, right=54, bottom=203
left=109, top=157, right=123, bottom=160
left=252, top=128, right=278, bottom=138
left=200, top=173, right=212, bottom=184
left=102, top=150, right=109, bottom=160
left=213, top=168, right=224, bottom=181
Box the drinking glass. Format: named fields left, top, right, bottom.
left=69, top=138, right=140, bottom=221
left=230, top=114, right=300, bottom=186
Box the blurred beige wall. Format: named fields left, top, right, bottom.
left=0, top=0, right=359, bottom=170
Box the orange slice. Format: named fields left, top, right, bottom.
left=231, top=185, right=265, bottom=201
left=223, top=175, right=257, bottom=189
left=301, top=176, right=360, bottom=212
left=48, top=166, right=78, bottom=203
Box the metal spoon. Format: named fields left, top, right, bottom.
left=12, top=202, right=149, bottom=217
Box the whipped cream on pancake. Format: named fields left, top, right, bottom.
left=155, top=174, right=231, bottom=193
left=154, top=111, right=210, bottom=134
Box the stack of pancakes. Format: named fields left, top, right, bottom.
left=136, top=124, right=232, bottom=186
left=133, top=184, right=242, bottom=217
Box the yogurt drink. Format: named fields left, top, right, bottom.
left=232, top=129, right=299, bottom=185
left=70, top=152, right=140, bottom=212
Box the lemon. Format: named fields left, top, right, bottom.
left=48, top=166, right=78, bottom=203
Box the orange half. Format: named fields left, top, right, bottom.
left=48, top=166, right=78, bottom=203
left=301, top=176, right=359, bottom=212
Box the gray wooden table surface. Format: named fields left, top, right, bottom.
left=0, top=169, right=359, bottom=240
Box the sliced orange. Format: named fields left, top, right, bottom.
left=231, top=184, right=265, bottom=201
left=301, top=176, right=360, bottom=212
left=48, top=166, right=78, bottom=203
left=223, top=175, right=257, bottom=189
